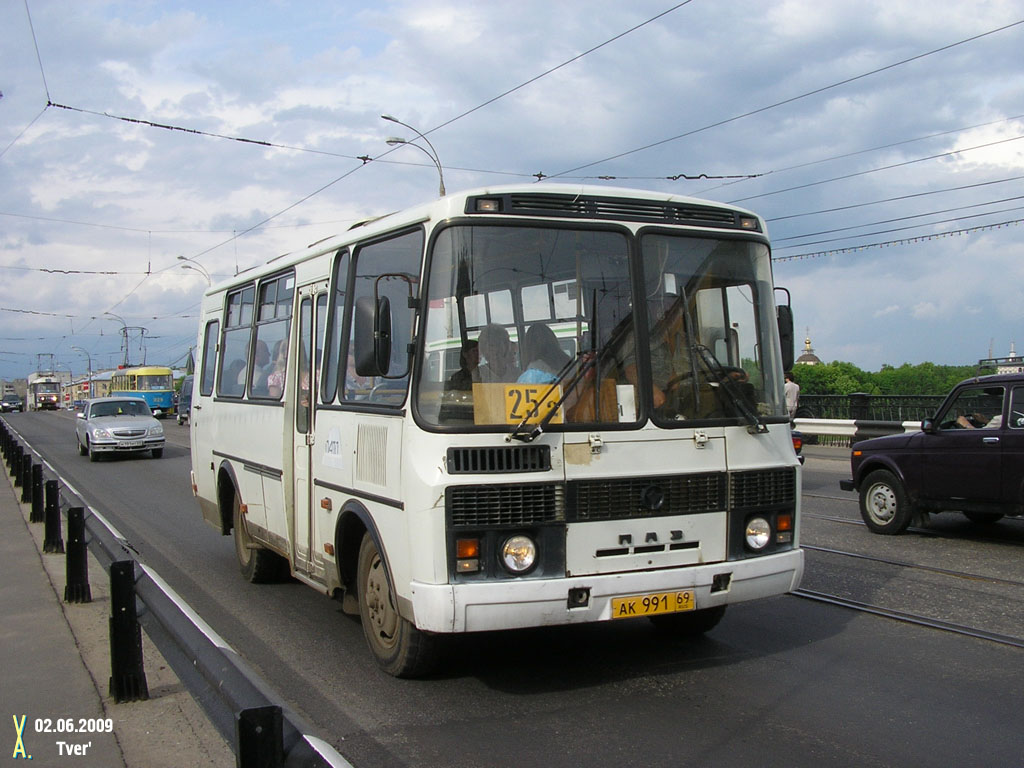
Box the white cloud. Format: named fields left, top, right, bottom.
left=1, top=0, right=1023, bottom=377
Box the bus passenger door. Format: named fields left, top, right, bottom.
left=292, top=288, right=327, bottom=581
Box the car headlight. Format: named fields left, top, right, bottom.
left=92, top=428, right=111, bottom=439
left=148, top=425, right=164, bottom=436
left=500, top=535, right=537, bottom=574
left=744, top=516, right=771, bottom=551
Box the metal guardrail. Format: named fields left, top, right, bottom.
left=793, top=417, right=921, bottom=446
left=0, top=418, right=351, bottom=768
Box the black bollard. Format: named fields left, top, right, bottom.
left=29, top=463, right=44, bottom=523
left=42, top=480, right=64, bottom=554
left=108, top=560, right=148, bottom=702
left=20, top=454, right=32, bottom=503
left=12, top=445, right=22, bottom=483
left=236, top=706, right=283, bottom=768
left=64, top=507, right=92, bottom=603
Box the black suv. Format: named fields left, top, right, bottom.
left=841, top=373, right=1024, bottom=534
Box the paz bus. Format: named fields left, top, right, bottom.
left=26, top=371, right=61, bottom=411
left=110, top=365, right=176, bottom=417
left=189, top=184, right=803, bottom=677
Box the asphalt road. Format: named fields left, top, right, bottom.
left=9, top=410, right=1024, bottom=768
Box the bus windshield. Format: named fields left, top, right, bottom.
left=137, top=374, right=173, bottom=391
left=416, top=224, right=785, bottom=429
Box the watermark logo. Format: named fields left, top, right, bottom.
left=11, top=714, right=30, bottom=760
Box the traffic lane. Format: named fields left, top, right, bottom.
left=9, top=413, right=1024, bottom=766
left=329, top=596, right=1023, bottom=768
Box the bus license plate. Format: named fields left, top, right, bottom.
left=611, top=590, right=695, bottom=619
left=118, top=440, right=143, bottom=449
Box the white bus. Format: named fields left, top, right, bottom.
left=190, top=184, right=803, bottom=677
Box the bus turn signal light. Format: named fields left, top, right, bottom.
left=456, top=538, right=480, bottom=573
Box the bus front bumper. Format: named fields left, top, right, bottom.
left=408, top=548, right=804, bottom=634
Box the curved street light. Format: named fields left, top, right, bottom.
left=381, top=114, right=446, bottom=197
left=177, top=255, right=212, bottom=285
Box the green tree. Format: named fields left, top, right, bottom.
left=795, top=361, right=979, bottom=396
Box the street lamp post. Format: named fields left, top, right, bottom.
left=381, top=114, right=446, bottom=197
left=177, top=255, right=212, bottom=285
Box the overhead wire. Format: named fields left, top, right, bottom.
left=727, top=134, right=1024, bottom=204
left=772, top=194, right=1024, bottom=243
left=772, top=218, right=1024, bottom=262
left=542, top=19, right=1024, bottom=180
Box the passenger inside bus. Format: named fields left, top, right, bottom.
left=517, top=324, right=571, bottom=385
left=445, top=340, right=480, bottom=391
left=477, top=324, right=519, bottom=382
left=248, top=341, right=272, bottom=395
left=266, top=340, right=288, bottom=398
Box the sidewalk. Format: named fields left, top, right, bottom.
left=0, top=468, right=233, bottom=767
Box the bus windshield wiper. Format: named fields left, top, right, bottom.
left=693, top=345, right=768, bottom=435
left=506, top=350, right=597, bottom=442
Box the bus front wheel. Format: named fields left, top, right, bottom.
left=232, top=494, right=283, bottom=583
left=357, top=533, right=437, bottom=678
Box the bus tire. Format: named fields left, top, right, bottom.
left=859, top=469, right=913, bottom=534
left=357, top=533, right=437, bottom=678
left=233, top=494, right=283, bottom=583
left=649, top=604, right=727, bottom=635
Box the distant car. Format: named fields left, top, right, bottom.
left=840, top=373, right=1024, bottom=534
left=177, top=375, right=194, bottom=426
left=1, top=395, right=23, bottom=412
left=75, top=397, right=165, bottom=461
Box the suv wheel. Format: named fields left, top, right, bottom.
left=859, top=469, right=913, bottom=535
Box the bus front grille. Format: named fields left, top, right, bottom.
left=446, top=445, right=551, bottom=474
left=447, top=483, right=565, bottom=527
left=567, top=472, right=726, bottom=521
left=730, top=467, right=797, bottom=509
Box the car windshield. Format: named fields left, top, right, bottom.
left=91, top=400, right=151, bottom=418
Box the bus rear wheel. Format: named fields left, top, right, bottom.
left=357, top=533, right=437, bottom=678
left=232, top=494, right=283, bottom=583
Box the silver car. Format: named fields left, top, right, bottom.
left=76, top=397, right=165, bottom=461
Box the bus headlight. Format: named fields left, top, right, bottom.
left=744, top=517, right=771, bottom=551
left=500, top=535, right=537, bottom=574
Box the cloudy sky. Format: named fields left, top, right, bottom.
left=2, top=0, right=1022, bottom=381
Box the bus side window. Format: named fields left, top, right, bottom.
left=218, top=285, right=254, bottom=398
left=321, top=250, right=350, bottom=404
left=199, top=320, right=219, bottom=397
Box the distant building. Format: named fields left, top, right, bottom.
left=796, top=332, right=822, bottom=366
left=980, top=342, right=1024, bottom=374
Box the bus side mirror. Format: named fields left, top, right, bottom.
left=777, top=303, right=794, bottom=371
left=354, top=295, right=392, bottom=377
